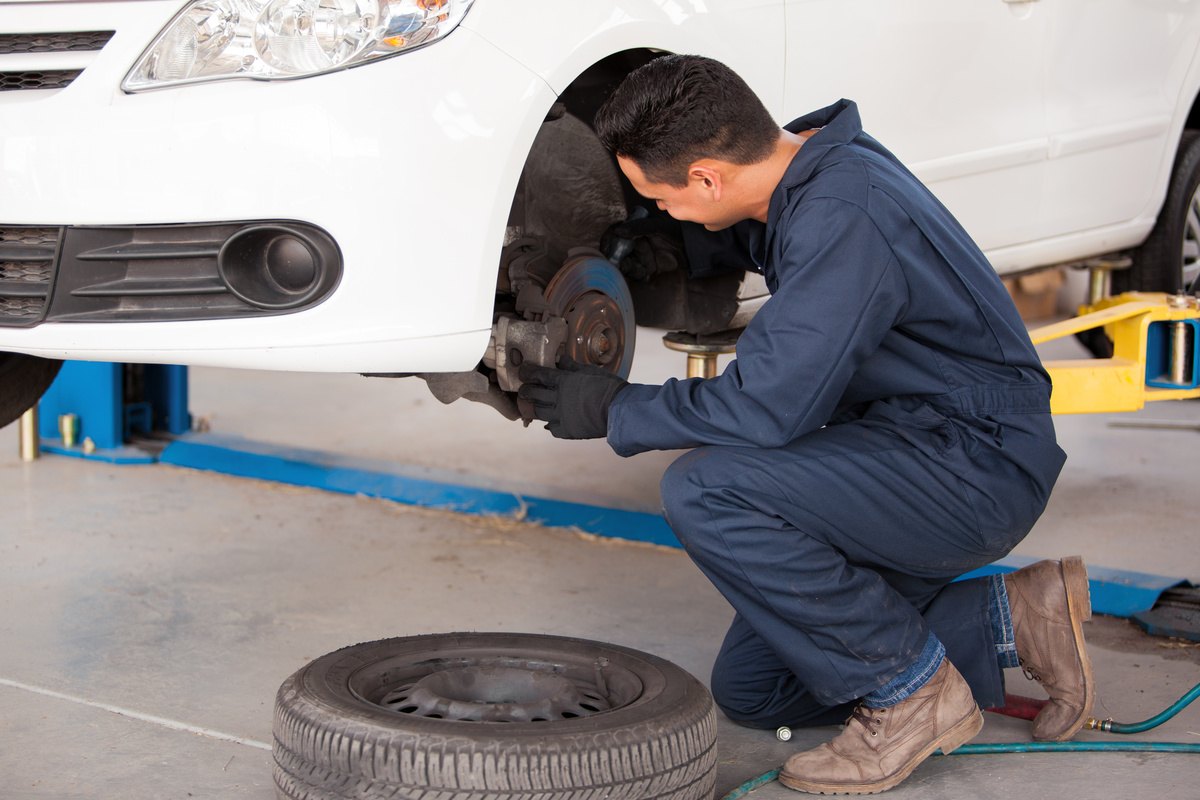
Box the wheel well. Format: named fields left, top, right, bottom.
left=504, top=50, right=663, bottom=255
left=557, top=50, right=664, bottom=140
left=1184, top=90, right=1200, bottom=132
left=500, top=48, right=747, bottom=337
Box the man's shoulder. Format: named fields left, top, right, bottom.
left=788, top=155, right=873, bottom=215
left=791, top=137, right=930, bottom=224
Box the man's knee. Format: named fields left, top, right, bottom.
left=660, top=448, right=719, bottom=545
left=710, top=655, right=782, bottom=729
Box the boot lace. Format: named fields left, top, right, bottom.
left=847, top=704, right=887, bottom=737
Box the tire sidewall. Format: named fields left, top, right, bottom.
left=0, top=352, right=63, bottom=429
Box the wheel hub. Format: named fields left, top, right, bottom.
left=543, top=254, right=636, bottom=379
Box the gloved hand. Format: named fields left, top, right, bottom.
left=518, top=359, right=629, bottom=439
left=600, top=210, right=685, bottom=282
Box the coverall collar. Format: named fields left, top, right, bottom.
left=765, top=98, right=862, bottom=229
left=748, top=99, right=861, bottom=271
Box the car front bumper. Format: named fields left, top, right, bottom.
left=0, top=1, right=555, bottom=372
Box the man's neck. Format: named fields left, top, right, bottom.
left=744, top=130, right=811, bottom=223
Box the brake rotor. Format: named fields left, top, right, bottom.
left=542, top=254, right=636, bottom=379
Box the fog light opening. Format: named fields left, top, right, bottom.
left=265, top=234, right=319, bottom=293
left=218, top=224, right=340, bottom=310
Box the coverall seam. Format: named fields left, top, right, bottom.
left=692, top=477, right=861, bottom=702
left=744, top=439, right=977, bottom=575
left=874, top=182, right=1012, bottom=366
left=770, top=198, right=906, bottom=446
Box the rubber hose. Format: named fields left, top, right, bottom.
left=720, top=768, right=781, bottom=800
left=950, top=741, right=1200, bottom=754
left=1087, top=682, right=1200, bottom=734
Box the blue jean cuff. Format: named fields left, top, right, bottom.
left=862, top=632, right=946, bottom=708
left=989, top=573, right=1019, bottom=670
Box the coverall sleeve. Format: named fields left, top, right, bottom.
left=607, top=198, right=909, bottom=456
left=680, top=219, right=761, bottom=277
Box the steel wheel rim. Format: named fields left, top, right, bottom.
left=1182, top=183, right=1200, bottom=291
left=348, top=649, right=644, bottom=723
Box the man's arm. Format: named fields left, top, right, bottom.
left=607, top=198, right=908, bottom=455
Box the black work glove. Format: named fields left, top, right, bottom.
left=517, top=360, right=629, bottom=439
left=600, top=210, right=685, bottom=282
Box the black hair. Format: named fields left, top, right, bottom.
left=594, top=55, right=779, bottom=188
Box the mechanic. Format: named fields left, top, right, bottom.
left=518, top=55, right=1093, bottom=794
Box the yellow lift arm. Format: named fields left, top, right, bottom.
left=1030, top=292, right=1200, bottom=414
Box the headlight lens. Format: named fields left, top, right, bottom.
left=123, top=0, right=474, bottom=91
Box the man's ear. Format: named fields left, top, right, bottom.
left=689, top=163, right=723, bottom=200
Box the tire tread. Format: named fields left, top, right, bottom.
left=272, top=635, right=718, bottom=800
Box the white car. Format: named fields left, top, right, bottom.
left=4, top=0, right=1200, bottom=427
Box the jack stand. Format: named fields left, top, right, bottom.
left=1075, top=256, right=1133, bottom=306
left=17, top=406, right=38, bottom=461
left=36, top=362, right=191, bottom=463
left=662, top=331, right=740, bottom=379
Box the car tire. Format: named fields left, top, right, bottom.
left=0, top=352, right=63, bottom=430
left=273, top=632, right=718, bottom=800
left=1116, top=129, right=1200, bottom=295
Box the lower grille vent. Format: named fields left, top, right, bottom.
left=0, top=70, right=83, bottom=92
left=0, top=227, right=61, bottom=326
left=0, top=222, right=341, bottom=326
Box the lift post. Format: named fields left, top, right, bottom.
left=1030, top=292, right=1200, bottom=414
left=36, top=362, right=191, bottom=462
left=662, top=331, right=740, bottom=379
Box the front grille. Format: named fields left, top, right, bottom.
left=0, top=70, right=81, bottom=92
left=0, top=296, right=45, bottom=319
left=0, top=30, right=114, bottom=92
left=0, top=261, right=53, bottom=283
left=0, top=31, right=114, bottom=54
left=0, top=227, right=61, bottom=326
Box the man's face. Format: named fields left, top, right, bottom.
left=617, top=156, right=735, bottom=230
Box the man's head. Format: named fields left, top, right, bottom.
left=594, top=55, right=782, bottom=228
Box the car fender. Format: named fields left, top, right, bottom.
left=460, top=0, right=787, bottom=117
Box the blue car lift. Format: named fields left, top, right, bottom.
left=36, top=361, right=190, bottom=464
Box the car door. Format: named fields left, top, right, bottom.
left=1042, top=0, right=1200, bottom=236
left=781, top=0, right=1049, bottom=258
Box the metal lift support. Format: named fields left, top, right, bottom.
left=1030, top=292, right=1200, bottom=414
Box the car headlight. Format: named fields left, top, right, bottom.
left=123, top=0, right=474, bottom=91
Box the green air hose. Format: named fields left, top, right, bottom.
left=1083, top=681, right=1200, bottom=734
left=719, top=681, right=1200, bottom=800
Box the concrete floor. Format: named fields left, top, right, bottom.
left=1, top=329, right=1198, bottom=799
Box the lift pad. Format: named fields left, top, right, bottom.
left=1030, top=292, right=1200, bottom=414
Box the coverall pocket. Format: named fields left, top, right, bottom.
left=862, top=397, right=958, bottom=456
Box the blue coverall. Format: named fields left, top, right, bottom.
left=606, top=99, right=1067, bottom=728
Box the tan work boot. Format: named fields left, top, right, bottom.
left=779, top=659, right=983, bottom=795
left=1005, top=556, right=1095, bottom=741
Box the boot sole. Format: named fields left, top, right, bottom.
left=1034, top=555, right=1096, bottom=741
left=777, top=706, right=984, bottom=795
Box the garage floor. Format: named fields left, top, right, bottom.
left=1, top=331, right=1198, bottom=799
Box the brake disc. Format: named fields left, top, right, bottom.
left=542, top=253, right=636, bottom=379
